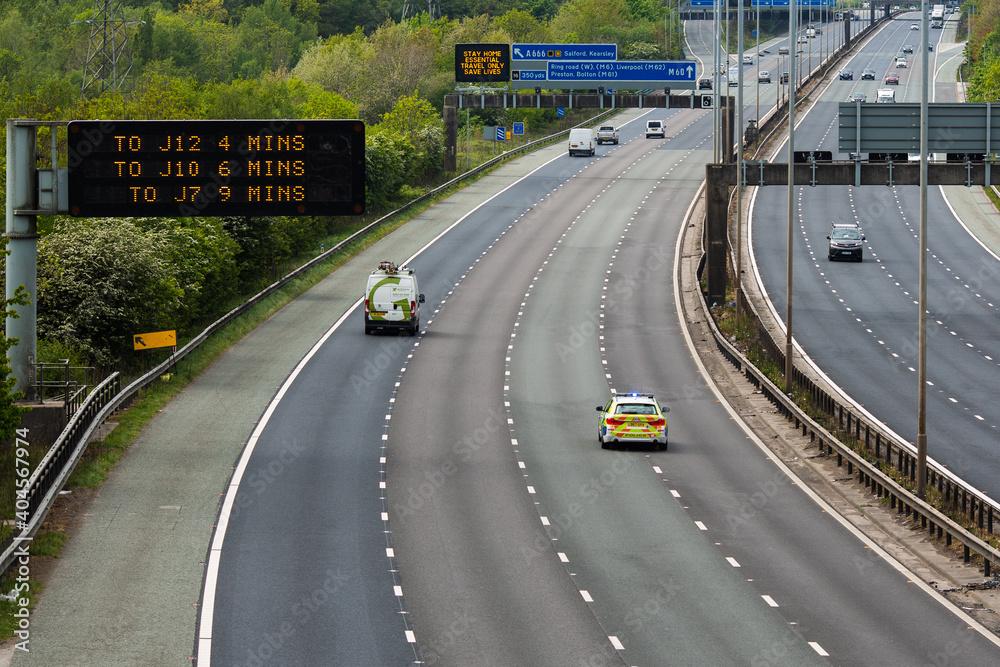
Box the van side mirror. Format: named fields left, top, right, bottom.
left=596, top=406, right=604, bottom=412
left=418, top=294, right=425, bottom=303
left=663, top=406, right=670, bottom=413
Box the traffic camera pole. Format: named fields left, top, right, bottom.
left=5, top=120, right=38, bottom=400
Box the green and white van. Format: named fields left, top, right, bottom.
left=364, top=261, right=424, bottom=335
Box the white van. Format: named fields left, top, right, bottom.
left=568, top=128, right=595, bottom=156
left=645, top=119, right=665, bottom=138
left=728, top=66, right=739, bottom=86
left=876, top=88, right=895, bottom=103
left=364, top=261, right=424, bottom=335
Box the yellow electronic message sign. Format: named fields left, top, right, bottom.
left=455, top=44, right=510, bottom=83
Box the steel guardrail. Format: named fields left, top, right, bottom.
left=701, top=290, right=1000, bottom=575
left=0, top=111, right=616, bottom=575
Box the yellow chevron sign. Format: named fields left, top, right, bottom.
left=133, top=330, right=176, bottom=350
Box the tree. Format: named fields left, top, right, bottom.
left=551, top=0, right=629, bottom=43
left=494, top=9, right=552, bottom=43
left=359, top=21, right=438, bottom=122
left=37, top=219, right=184, bottom=365
left=291, top=30, right=371, bottom=101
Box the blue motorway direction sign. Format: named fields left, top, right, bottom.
left=512, top=44, right=617, bottom=61
left=512, top=122, right=524, bottom=135
left=547, top=60, right=696, bottom=82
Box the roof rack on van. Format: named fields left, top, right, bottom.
left=374, top=260, right=414, bottom=275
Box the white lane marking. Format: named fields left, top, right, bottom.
left=609, top=636, right=625, bottom=650
left=670, top=489, right=681, bottom=497
left=677, top=185, right=1000, bottom=648
left=695, top=521, right=708, bottom=531
left=406, top=630, right=417, bottom=643
left=726, top=557, right=741, bottom=568
left=558, top=552, right=569, bottom=563
left=762, top=595, right=779, bottom=607
left=581, top=590, right=594, bottom=602
left=809, top=641, right=829, bottom=656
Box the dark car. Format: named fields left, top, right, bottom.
left=698, top=77, right=712, bottom=90
left=862, top=68, right=876, bottom=80
left=885, top=73, right=900, bottom=84
left=828, top=223, right=865, bottom=262
left=779, top=46, right=790, bottom=55
left=903, top=44, right=914, bottom=53
left=839, top=68, right=854, bottom=80
left=780, top=72, right=790, bottom=84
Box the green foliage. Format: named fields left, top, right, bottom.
left=364, top=131, right=409, bottom=210
left=38, top=219, right=186, bottom=364
left=129, top=217, right=240, bottom=324
left=359, top=21, right=438, bottom=122
left=291, top=30, right=372, bottom=102
left=968, top=12, right=1000, bottom=100
left=495, top=8, right=552, bottom=43
left=551, top=0, right=629, bottom=43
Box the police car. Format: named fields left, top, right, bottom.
left=596, top=393, right=669, bottom=450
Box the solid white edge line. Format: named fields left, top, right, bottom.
left=197, top=301, right=359, bottom=665
left=746, top=64, right=999, bottom=501
left=678, top=178, right=1000, bottom=650
left=198, top=146, right=578, bottom=666
left=938, top=185, right=1000, bottom=263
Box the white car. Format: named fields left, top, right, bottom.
left=896, top=57, right=907, bottom=68
left=758, top=70, right=771, bottom=83
left=743, top=55, right=753, bottom=65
